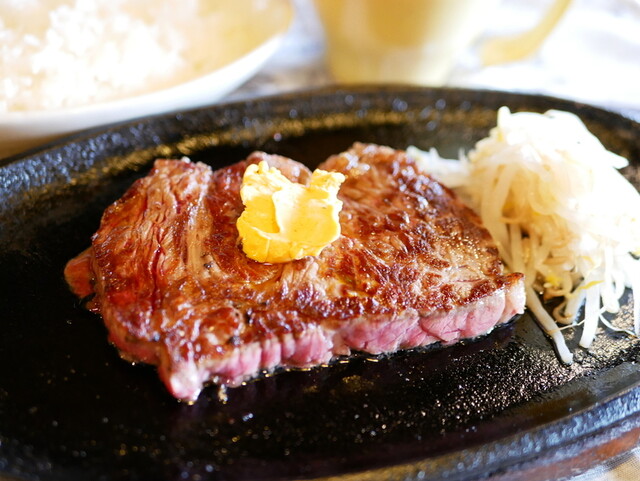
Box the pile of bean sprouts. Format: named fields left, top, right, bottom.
left=408, top=107, right=640, bottom=362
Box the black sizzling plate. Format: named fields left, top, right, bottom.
left=1, top=86, right=640, bottom=481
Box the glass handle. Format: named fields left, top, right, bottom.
left=481, top=0, right=573, bottom=66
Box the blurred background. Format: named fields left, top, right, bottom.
left=1, top=0, right=638, bottom=158
left=231, top=0, right=640, bottom=120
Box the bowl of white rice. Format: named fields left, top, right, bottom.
left=0, top=0, right=293, bottom=158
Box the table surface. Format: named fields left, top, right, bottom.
left=226, top=1, right=640, bottom=480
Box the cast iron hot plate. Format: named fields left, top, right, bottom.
left=1, top=86, right=640, bottom=481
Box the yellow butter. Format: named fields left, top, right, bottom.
left=237, top=161, right=346, bottom=263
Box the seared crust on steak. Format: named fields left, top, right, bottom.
left=65, top=144, right=525, bottom=401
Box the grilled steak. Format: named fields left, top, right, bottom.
left=65, top=143, right=525, bottom=401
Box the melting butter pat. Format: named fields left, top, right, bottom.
left=237, top=161, right=346, bottom=263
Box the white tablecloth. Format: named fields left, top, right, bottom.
left=228, top=1, right=640, bottom=479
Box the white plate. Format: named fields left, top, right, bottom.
left=0, top=0, right=293, bottom=159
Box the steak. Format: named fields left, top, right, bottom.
left=65, top=143, right=525, bottom=401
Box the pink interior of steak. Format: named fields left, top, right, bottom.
left=64, top=144, right=525, bottom=401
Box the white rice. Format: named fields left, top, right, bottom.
left=0, top=0, right=242, bottom=112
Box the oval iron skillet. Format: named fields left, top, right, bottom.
left=1, top=86, right=639, bottom=481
